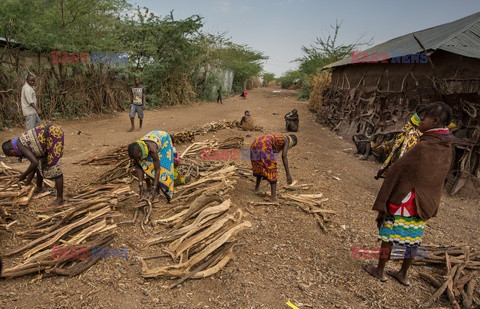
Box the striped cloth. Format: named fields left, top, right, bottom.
left=378, top=190, right=425, bottom=247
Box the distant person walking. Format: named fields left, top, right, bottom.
left=21, top=73, right=42, bottom=130
left=240, top=90, right=248, bottom=100
left=217, top=86, right=223, bottom=104
left=128, top=77, right=145, bottom=132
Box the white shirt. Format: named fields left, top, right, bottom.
left=21, top=83, right=37, bottom=116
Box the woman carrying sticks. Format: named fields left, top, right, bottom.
left=128, top=130, right=175, bottom=202
left=364, top=102, right=453, bottom=286
left=250, top=134, right=297, bottom=202
left=2, top=123, right=65, bottom=206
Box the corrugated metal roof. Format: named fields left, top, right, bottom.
left=324, top=12, right=480, bottom=69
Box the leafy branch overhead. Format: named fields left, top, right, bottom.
left=280, top=20, right=372, bottom=99
left=0, top=0, right=268, bottom=124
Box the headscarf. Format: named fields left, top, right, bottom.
left=11, top=137, right=23, bottom=157
left=410, top=113, right=420, bottom=127
left=136, top=140, right=148, bottom=160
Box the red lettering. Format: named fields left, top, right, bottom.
left=51, top=51, right=61, bottom=63
left=220, top=149, right=230, bottom=161
left=201, top=148, right=211, bottom=160
left=370, top=53, right=379, bottom=63
left=71, top=52, right=79, bottom=63
left=379, top=53, right=389, bottom=63
left=351, top=51, right=361, bottom=63
left=79, top=53, right=89, bottom=63
left=61, top=53, right=71, bottom=64
left=380, top=247, right=390, bottom=258
left=60, top=247, right=70, bottom=259
left=52, top=245, right=66, bottom=258
left=370, top=247, right=380, bottom=258
left=231, top=149, right=240, bottom=160
left=351, top=246, right=361, bottom=258
left=79, top=247, right=89, bottom=258
left=212, top=150, right=220, bottom=161
left=68, top=248, right=80, bottom=258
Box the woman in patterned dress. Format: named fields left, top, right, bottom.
left=250, top=134, right=297, bottom=202
left=2, top=123, right=65, bottom=206
left=127, top=130, right=174, bottom=202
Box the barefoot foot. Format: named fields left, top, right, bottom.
left=52, top=198, right=64, bottom=207
left=386, top=270, right=410, bottom=286
left=363, top=263, right=388, bottom=282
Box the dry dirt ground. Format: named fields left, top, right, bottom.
left=0, top=87, right=479, bottom=308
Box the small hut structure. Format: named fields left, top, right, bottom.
left=318, top=12, right=480, bottom=196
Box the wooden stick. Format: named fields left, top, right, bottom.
left=168, top=243, right=234, bottom=288
left=423, top=264, right=459, bottom=308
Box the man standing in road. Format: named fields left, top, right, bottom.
left=21, top=73, right=42, bottom=130
left=128, top=77, right=146, bottom=132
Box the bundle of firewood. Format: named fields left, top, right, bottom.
left=415, top=246, right=480, bottom=308
left=180, top=140, right=218, bottom=159
left=173, top=163, right=238, bottom=204
left=0, top=184, right=134, bottom=278
left=193, top=120, right=239, bottom=135
left=0, top=162, right=35, bottom=207
left=248, top=183, right=334, bottom=232
left=218, top=136, right=244, bottom=149
left=180, top=136, right=244, bottom=160
left=94, top=158, right=133, bottom=184
left=141, top=193, right=251, bottom=287
left=74, top=146, right=128, bottom=166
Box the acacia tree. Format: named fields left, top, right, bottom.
left=295, top=20, right=372, bottom=75
left=212, top=42, right=267, bottom=93
left=286, top=20, right=372, bottom=99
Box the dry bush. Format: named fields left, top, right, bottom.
left=308, top=71, right=331, bottom=112
left=158, top=72, right=196, bottom=106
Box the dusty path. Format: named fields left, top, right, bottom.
left=0, top=87, right=478, bottom=308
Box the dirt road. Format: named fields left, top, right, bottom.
left=0, top=87, right=478, bottom=308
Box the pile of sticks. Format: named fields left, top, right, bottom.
left=180, top=140, right=219, bottom=159
left=0, top=184, right=134, bottom=278
left=174, top=163, right=238, bottom=204
left=0, top=162, right=36, bottom=207
left=193, top=120, right=239, bottom=135
left=248, top=183, right=334, bottom=232
left=279, top=192, right=333, bottom=232
left=141, top=193, right=251, bottom=287
left=218, top=136, right=244, bottom=149
left=180, top=136, right=244, bottom=160
left=94, top=158, right=133, bottom=184
left=416, top=246, right=480, bottom=308
left=74, top=146, right=128, bottom=166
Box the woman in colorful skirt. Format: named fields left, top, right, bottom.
left=2, top=123, right=65, bottom=206
left=364, top=102, right=453, bottom=286
left=127, top=130, right=174, bottom=202
left=250, top=134, right=297, bottom=202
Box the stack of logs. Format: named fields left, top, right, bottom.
left=414, top=246, right=479, bottom=308
left=1, top=184, right=134, bottom=278
left=317, top=87, right=480, bottom=196
left=172, top=120, right=240, bottom=144
left=0, top=162, right=36, bottom=208
left=141, top=194, right=251, bottom=287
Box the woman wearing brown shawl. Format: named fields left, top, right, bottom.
left=364, top=102, right=453, bottom=286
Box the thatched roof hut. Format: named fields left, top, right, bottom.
left=318, top=12, right=480, bottom=196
